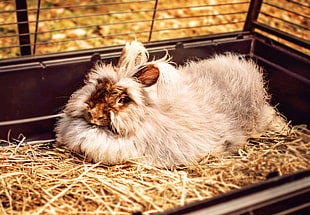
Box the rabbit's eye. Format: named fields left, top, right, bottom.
left=117, top=96, right=131, bottom=104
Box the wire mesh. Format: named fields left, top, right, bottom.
left=0, top=0, right=309, bottom=58
left=256, top=0, right=309, bottom=55
left=0, top=0, right=250, bottom=58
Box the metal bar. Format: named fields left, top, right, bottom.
left=148, top=0, right=158, bottom=41
left=263, top=2, right=310, bottom=19
left=15, top=0, right=31, bottom=56
left=259, top=12, right=309, bottom=30
left=1, top=10, right=248, bottom=29
left=253, top=22, right=310, bottom=50
left=0, top=0, right=154, bottom=14
left=151, top=21, right=245, bottom=32
left=286, top=0, right=309, bottom=8
left=243, top=0, right=263, bottom=31
left=0, top=1, right=249, bottom=15
left=33, top=0, right=41, bottom=55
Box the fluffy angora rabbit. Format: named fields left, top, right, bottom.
left=55, top=41, right=284, bottom=168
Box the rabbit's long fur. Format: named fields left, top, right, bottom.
left=55, top=41, right=284, bottom=168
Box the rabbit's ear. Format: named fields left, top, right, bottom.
left=133, top=64, right=159, bottom=87
left=117, top=41, right=148, bottom=71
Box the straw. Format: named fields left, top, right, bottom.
left=0, top=124, right=309, bottom=214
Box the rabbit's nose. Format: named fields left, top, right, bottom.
left=90, top=117, right=101, bottom=125
left=91, top=118, right=98, bottom=123
left=92, top=115, right=111, bottom=126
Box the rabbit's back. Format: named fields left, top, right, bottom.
left=180, top=54, right=277, bottom=136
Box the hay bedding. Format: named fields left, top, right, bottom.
left=0, top=124, right=309, bottom=215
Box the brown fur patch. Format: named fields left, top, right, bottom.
left=84, top=78, right=132, bottom=127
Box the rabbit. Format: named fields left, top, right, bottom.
left=55, top=41, right=285, bottom=168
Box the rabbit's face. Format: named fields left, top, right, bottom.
left=83, top=78, right=133, bottom=128
left=76, top=63, right=160, bottom=136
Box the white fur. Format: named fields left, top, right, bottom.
left=117, top=40, right=149, bottom=77
left=55, top=42, right=284, bottom=168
